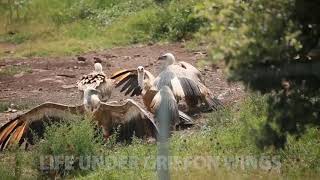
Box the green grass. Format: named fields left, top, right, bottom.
left=0, top=0, right=203, bottom=58
left=1, top=95, right=319, bottom=179
left=0, top=100, right=36, bottom=113
left=0, top=65, right=32, bottom=77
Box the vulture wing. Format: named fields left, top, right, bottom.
left=178, top=61, right=202, bottom=82
left=150, top=86, right=194, bottom=130
left=110, top=69, right=141, bottom=96
left=98, top=99, right=159, bottom=141
left=154, top=67, right=223, bottom=112
left=0, top=103, right=84, bottom=150
left=150, top=86, right=180, bottom=130
left=197, top=83, right=224, bottom=111
left=153, top=68, right=202, bottom=103
left=111, top=69, right=154, bottom=97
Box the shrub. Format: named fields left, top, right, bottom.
left=148, top=0, right=206, bottom=41
left=35, top=116, right=104, bottom=177
left=197, top=0, right=320, bottom=148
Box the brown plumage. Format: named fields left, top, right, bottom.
left=0, top=97, right=158, bottom=151
left=158, top=53, right=203, bottom=83
left=111, top=63, right=223, bottom=113
left=111, top=66, right=194, bottom=129
left=157, top=53, right=224, bottom=112
left=77, top=63, right=113, bottom=101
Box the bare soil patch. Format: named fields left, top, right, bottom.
left=0, top=43, right=244, bottom=123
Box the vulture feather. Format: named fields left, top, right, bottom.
left=0, top=97, right=158, bottom=151
left=112, top=57, right=223, bottom=113
left=77, top=63, right=114, bottom=101
left=157, top=53, right=224, bottom=112
left=111, top=66, right=194, bottom=128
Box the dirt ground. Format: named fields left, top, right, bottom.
left=0, top=43, right=244, bottom=123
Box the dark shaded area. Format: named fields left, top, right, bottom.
left=229, top=0, right=320, bottom=148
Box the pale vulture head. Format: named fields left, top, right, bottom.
left=83, top=88, right=101, bottom=112
left=94, top=63, right=103, bottom=73
left=158, top=53, right=176, bottom=67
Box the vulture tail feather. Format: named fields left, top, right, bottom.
left=178, top=111, right=194, bottom=125
left=204, top=96, right=224, bottom=112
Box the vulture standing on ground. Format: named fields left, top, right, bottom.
left=77, top=62, right=113, bottom=101
left=158, top=53, right=203, bottom=83
left=111, top=53, right=223, bottom=113
left=156, top=53, right=223, bottom=112
left=111, top=66, right=193, bottom=129
left=0, top=88, right=158, bottom=151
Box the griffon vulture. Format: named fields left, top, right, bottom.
left=77, top=62, right=113, bottom=101
left=111, top=64, right=223, bottom=113
left=111, top=66, right=193, bottom=128
left=0, top=89, right=158, bottom=151
left=157, top=52, right=203, bottom=83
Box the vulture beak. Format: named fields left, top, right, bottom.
left=157, top=55, right=166, bottom=61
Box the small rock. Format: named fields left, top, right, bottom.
left=4, top=50, right=14, bottom=54
left=73, top=66, right=78, bottom=69
left=54, top=80, right=64, bottom=84
left=123, top=56, right=131, bottom=60
left=8, top=31, right=16, bottom=35
left=13, top=62, right=23, bottom=66
left=61, top=84, right=76, bottom=89
left=14, top=72, right=25, bottom=78
left=106, top=62, right=112, bottom=67
left=133, top=54, right=141, bottom=58
left=5, top=108, right=17, bottom=113
left=104, top=54, right=117, bottom=59
left=93, top=57, right=103, bottom=63
left=77, top=56, right=86, bottom=62
left=32, top=68, right=48, bottom=73
left=39, top=78, right=55, bottom=82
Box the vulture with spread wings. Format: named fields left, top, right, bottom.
left=77, top=62, right=114, bottom=101
left=158, top=53, right=203, bottom=83
left=111, top=55, right=223, bottom=113
left=111, top=66, right=193, bottom=128
left=0, top=89, right=158, bottom=151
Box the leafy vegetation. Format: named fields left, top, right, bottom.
left=0, top=0, right=203, bottom=57
left=0, top=100, right=35, bottom=113
left=0, top=96, right=319, bottom=179
left=0, top=65, right=32, bottom=77
left=35, top=116, right=105, bottom=177
left=197, top=0, right=320, bottom=148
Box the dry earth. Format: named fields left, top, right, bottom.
left=0, top=43, right=244, bottom=124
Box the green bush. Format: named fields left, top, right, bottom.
left=35, top=116, right=104, bottom=177
left=147, top=0, right=206, bottom=41
left=197, top=0, right=320, bottom=148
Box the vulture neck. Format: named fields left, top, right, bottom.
left=84, top=89, right=101, bottom=112
left=94, top=63, right=103, bottom=73
left=138, top=70, right=145, bottom=90
left=162, top=56, right=176, bottom=69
